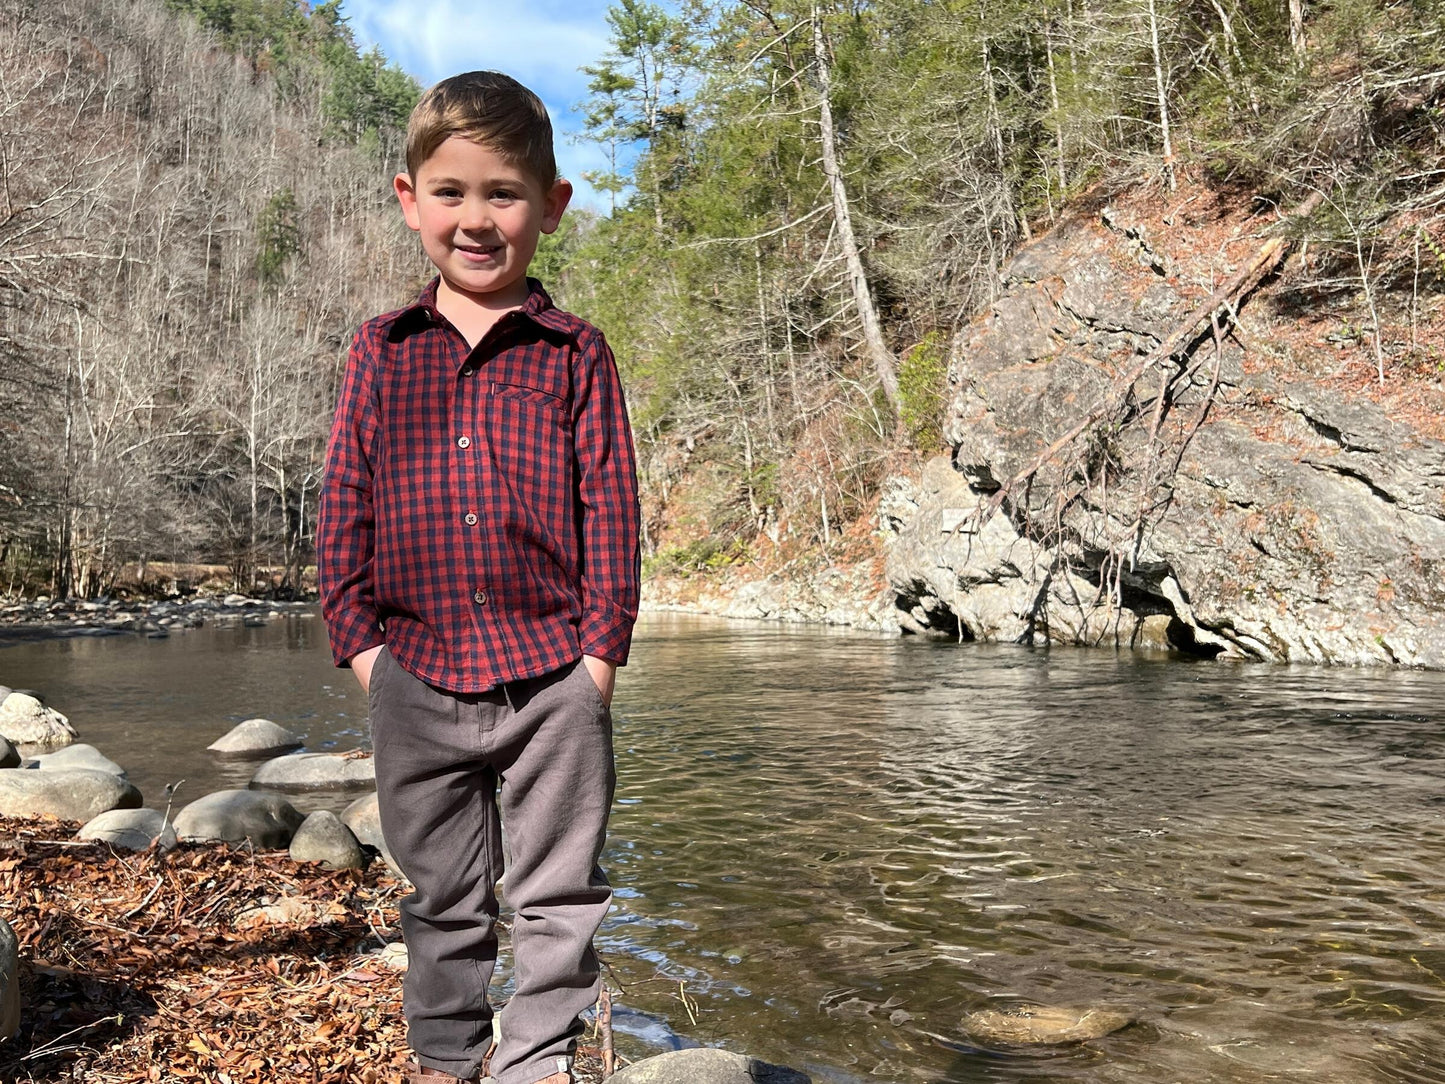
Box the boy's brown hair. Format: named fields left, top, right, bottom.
left=404, top=71, right=557, bottom=187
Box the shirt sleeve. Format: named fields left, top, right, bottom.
left=572, top=328, right=642, bottom=665
left=318, top=327, right=386, bottom=668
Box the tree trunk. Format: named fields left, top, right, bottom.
left=811, top=6, right=899, bottom=412
left=1146, top=0, right=1177, bottom=191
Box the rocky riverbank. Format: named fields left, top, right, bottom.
left=0, top=594, right=316, bottom=646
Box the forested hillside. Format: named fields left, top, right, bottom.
left=557, top=0, right=1444, bottom=582
left=0, top=0, right=421, bottom=597
left=1, top=0, right=1440, bottom=607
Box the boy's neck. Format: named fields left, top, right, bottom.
left=435, top=277, right=530, bottom=349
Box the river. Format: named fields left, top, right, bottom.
left=4, top=611, right=1445, bottom=1082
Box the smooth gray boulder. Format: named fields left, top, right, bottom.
left=609, top=1049, right=810, bottom=1084
left=340, top=791, right=404, bottom=880
left=0, top=692, right=76, bottom=750
left=208, top=718, right=302, bottom=759
left=0, top=768, right=141, bottom=821
left=0, top=915, right=17, bottom=1042
left=289, top=810, right=366, bottom=870
left=78, top=808, right=178, bottom=853
left=27, top=743, right=125, bottom=777
left=250, top=751, right=375, bottom=792
left=173, top=788, right=304, bottom=848
left=0, top=736, right=18, bottom=770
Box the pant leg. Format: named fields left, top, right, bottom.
left=490, top=660, right=616, bottom=1084
left=369, top=647, right=503, bottom=1080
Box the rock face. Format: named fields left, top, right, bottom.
left=250, top=752, right=375, bottom=792
left=173, top=789, right=304, bottom=848
left=27, top=743, right=126, bottom=777
left=207, top=719, right=303, bottom=759
left=0, top=692, right=76, bottom=750
left=79, top=808, right=179, bottom=853
left=609, top=1049, right=810, bottom=1084
left=0, top=915, right=17, bottom=1042
left=289, top=810, right=365, bottom=870
left=884, top=203, right=1445, bottom=667
left=0, top=768, right=142, bottom=821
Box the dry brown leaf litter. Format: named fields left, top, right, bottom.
left=0, top=817, right=609, bottom=1083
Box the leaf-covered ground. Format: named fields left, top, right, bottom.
left=0, top=817, right=610, bottom=1083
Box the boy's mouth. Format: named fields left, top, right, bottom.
left=457, top=243, right=503, bottom=261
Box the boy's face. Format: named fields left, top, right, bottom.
left=394, top=136, right=571, bottom=311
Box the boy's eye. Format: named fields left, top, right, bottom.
left=490, top=189, right=518, bottom=202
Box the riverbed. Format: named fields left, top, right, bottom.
left=4, top=611, right=1445, bottom=1082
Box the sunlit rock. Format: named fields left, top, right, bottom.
left=207, top=718, right=302, bottom=760
left=0, top=692, right=76, bottom=751
left=289, top=810, right=365, bottom=870
left=173, top=788, right=303, bottom=848
left=0, top=768, right=141, bottom=822
left=251, top=751, right=375, bottom=792
left=27, top=743, right=125, bottom=777
left=79, top=808, right=178, bottom=853
left=608, top=1048, right=810, bottom=1083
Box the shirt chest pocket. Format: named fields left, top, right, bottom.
left=490, top=380, right=566, bottom=412
left=485, top=381, right=572, bottom=504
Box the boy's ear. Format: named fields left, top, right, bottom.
left=540, top=178, right=573, bottom=235
left=394, top=172, right=422, bottom=232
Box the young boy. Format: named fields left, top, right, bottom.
left=318, top=71, right=641, bottom=1084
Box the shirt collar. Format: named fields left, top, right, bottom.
left=396, top=277, right=574, bottom=337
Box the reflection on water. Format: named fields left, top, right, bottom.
left=6, top=611, right=1445, bottom=1082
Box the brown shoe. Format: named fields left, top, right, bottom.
left=403, top=1060, right=479, bottom=1084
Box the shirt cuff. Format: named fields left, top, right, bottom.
left=578, top=609, right=634, bottom=666
left=327, top=608, right=387, bottom=669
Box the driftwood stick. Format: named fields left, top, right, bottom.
left=983, top=190, right=1325, bottom=522
left=599, top=988, right=615, bottom=1078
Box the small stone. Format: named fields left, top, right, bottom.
left=961, top=1004, right=1134, bottom=1045
left=0, top=768, right=142, bottom=822
left=0, top=692, right=76, bottom=751
left=27, top=743, right=125, bottom=777
left=78, top=808, right=178, bottom=853
left=173, top=789, right=304, bottom=848
left=367, top=942, right=409, bottom=971
left=250, top=751, right=375, bottom=792
left=289, top=810, right=366, bottom=870
left=207, top=719, right=303, bottom=760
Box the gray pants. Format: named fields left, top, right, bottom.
left=368, top=649, right=615, bottom=1084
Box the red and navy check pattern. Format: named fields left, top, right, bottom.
left=318, top=278, right=641, bottom=693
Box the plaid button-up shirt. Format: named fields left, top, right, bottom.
left=318, top=278, right=641, bottom=693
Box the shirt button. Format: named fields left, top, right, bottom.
left=457, top=436, right=471, bottom=449
left=461, top=366, right=476, bottom=377
left=473, top=589, right=488, bottom=606
left=464, top=513, right=478, bottom=526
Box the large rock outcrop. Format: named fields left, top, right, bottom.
left=884, top=197, right=1445, bottom=666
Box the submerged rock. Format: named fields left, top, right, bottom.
left=0, top=693, right=76, bottom=750
left=961, top=1004, right=1134, bottom=1046
left=609, top=1048, right=810, bottom=1083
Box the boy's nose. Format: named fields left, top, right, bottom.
left=459, top=200, right=493, bottom=231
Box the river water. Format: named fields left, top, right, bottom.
left=4, top=611, right=1445, bottom=1082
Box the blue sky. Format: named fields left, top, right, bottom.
left=339, top=0, right=624, bottom=210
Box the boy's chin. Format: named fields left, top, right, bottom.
left=439, top=273, right=529, bottom=309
